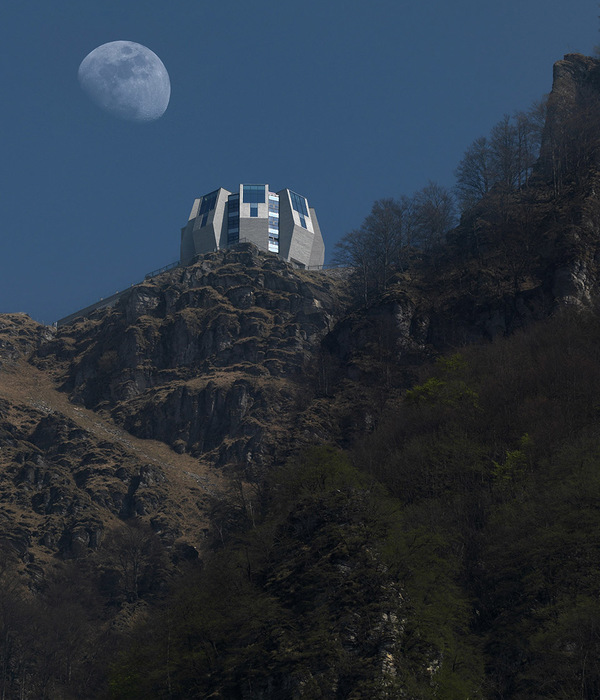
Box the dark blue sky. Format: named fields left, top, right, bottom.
left=0, top=0, right=596, bottom=323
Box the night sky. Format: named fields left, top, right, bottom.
left=0, top=1, right=596, bottom=323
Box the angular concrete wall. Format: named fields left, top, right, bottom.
left=239, top=218, right=269, bottom=252
left=308, top=208, right=325, bottom=268
left=181, top=184, right=325, bottom=269
left=181, top=188, right=231, bottom=263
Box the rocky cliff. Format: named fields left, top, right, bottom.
left=0, top=315, right=223, bottom=575
left=329, top=52, right=600, bottom=369
left=39, top=245, right=348, bottom=465
left=0, top=247, right=352, bottom=570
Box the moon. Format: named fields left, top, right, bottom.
left=78, top=41, right=170, bottom=122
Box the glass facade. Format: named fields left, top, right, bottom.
left=290, top=190, right=308, bottom=217
left=268, top=193, right=279, bottom=253
left=228, top=194, right=239, bottom=214
left=227, top=194, right=239, bottom=245
left=199, top=190, right=219, bottom=216
left=243, top=184, right=265, bottom=203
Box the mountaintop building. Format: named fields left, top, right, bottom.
left=180, top=184, right=325, bottom=269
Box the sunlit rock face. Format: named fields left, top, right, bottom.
left=0, top=314, right=52, bottom=366
left=552, top=261, right=593, bottom=307
left=40, top=245, right=348, bottom=465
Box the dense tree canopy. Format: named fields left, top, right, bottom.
left=103, top=309, right=600, bottom=699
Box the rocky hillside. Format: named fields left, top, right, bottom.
left=39, top=246, right=348, bottom=463
left=0, top=248, right=353, bottom=572
left=0, top=314, right=221, bottom=573
left=330, top=54, right=600, bottom=376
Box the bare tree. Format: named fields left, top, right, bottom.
left=362, top=197, right=410, bottom=283
left=542, top=83, right=600, bottom=195
left=490, top=115, right=519, bottom=188
left=335, top=185, right=456, bottom=299
left=332, top=227, right=375, bottom=304
left=455, top=101, right=547, bottom=212
left=514, top=98, right=547, bottom=186
left=455, top=136, right=495, bottom=211
left=412, top=181, right=457, bottom=250
left=0, top=547, right=29, bottom=700
left=103, top=522, right=166, bottom=603
left=332, top=197, right=411, bottom=303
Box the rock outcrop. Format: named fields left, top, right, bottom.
left=0, top=335, right=219, bottom=571
left=0, top=313, right=53, bottom=367
left=37, top=245, right=349, bottom=466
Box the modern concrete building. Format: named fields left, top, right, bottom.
left=180, top=184, right=325, bottom=269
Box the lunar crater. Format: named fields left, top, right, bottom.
left=78, top=41, right=170, bottom=123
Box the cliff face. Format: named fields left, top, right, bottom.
left=0, top=318, right=221, bottom=574
left=0, top=246, right=352, bottom=573
left=540, top=52, right=600, bottom=171
left=38, top=245, right=348, bottom=465
left=376, top=54, right=600, bottom=348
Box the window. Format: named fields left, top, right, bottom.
left=199, top=190, right=219, bottom=216
left=243, top=184, right=265, bottom=204
left=268, top=193, right=279, bottom=214
left=227, top=225, right=239, bottom=245
left=201, top=213, right=209, bottom=227
left=268, top=220, right=279, bottom=252
left=290, top=190, right=308, bottom=217
left=228, top=199, right=239, bottom=223
left=227, top=194, right=239, bottom=245
left=250, top=204, right=258, bottom=217
left=299, top=215, right=306, bottom=228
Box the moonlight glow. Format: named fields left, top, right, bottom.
left=78, top=41, right=170, bottom=122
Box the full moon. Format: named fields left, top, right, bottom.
left=78, top=41, right=170, bottom=122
